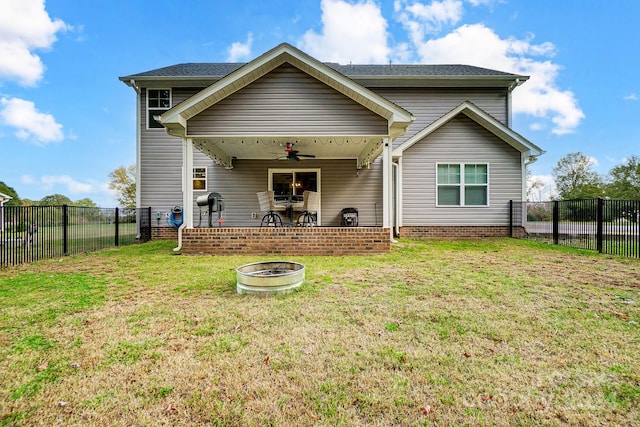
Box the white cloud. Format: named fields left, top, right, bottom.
left=40, top=175, right=93, bottom=194
left=295, top=0, right=583, bottom=135
left=21, top=174, right=116, bottom=206
left=226, top=32, right=253, bottom=62
left=0, top=0, right=69, bottom=86
left=0, top=97, right=64, bottom=144
left=299, top=0, right=390, bottom=63
left=624, top=93, right=638, bottom=101
left=404, top=22, right=584, bottom=134
left=397, top=0, right=463, bottom=39
left=465, top=0, right=500, bottom=6
left=20, top=175, right=36, bottom=185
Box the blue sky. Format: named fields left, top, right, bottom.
left=0, top=0, right=638, bottom=206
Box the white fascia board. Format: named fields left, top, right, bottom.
left=393, top=101, right=543, bottom=157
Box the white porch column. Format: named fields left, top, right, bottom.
left=382, top=137, right=392, bottom=229
left=182, top=138, right=194, bottom=228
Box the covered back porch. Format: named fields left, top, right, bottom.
left=156, top=44, right=413, bottom=255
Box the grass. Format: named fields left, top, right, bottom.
left=0, top=238, right=638, bottom=426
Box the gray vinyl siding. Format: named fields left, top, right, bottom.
left=138, top=70, right=515, bottom=227
left=372, top=87, right=508, bottom=147
left=401, top=115, right=521, bottom=226
left=187, top=64, right=388, bottom=136
left=203, top=159, right=383, bottom=227
left=140, top=88, right=210, bottom=217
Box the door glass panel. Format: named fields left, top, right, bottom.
left=272, top=173, right=293, bottom=198
left=294, top=172, right=318, bottom=196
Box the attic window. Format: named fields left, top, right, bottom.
left=147, top=89, right=171, bottom=129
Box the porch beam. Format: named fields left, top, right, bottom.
left=193, top=139, right=234, bottom=169
left=356, top=138, right=384, bottom=169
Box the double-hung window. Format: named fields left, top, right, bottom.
left=147, top=89, right=171, bottom=129
left=193, top=167, right=207, bottom=191
left=437, top=163, right=488, bottom=206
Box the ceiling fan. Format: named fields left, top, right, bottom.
left=279, top=142, right=316, bottom=161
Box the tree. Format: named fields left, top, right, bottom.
left=108, top=164, right=136, bottom=208
left=75, top=198, right=97, bottom=207
left=607, top=155, right=640, bottom=199
left=40, top=194, right=74, bottom=206
left=0, top=181, right=21, bottom=206
left=552, top=152, right=604, bottom=200
left=526, top=170, right=556, bottom=201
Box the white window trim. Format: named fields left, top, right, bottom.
left=436, top=162, right=490, bottom=207
left=146, top=88, right=172, bottom=130
left=193, top=167, right=207, bottom=192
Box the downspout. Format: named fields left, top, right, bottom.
left=392, top=161, right=400, bottom=239
left=507, top=78, right=520, bottom=127
left=173, top=222, right=187, bottom=253
left=174, top=137, right=194, bottom=253
left=522, top=152, right=540, bottom=201
left=130, top=80, right=142, bottom=239
left=129, top=80, right=142, bottom=209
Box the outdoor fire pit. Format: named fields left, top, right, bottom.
left=236, top=261, right=305, bottom=295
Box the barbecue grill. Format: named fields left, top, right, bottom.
left=196, top=192, right=224, bottom=227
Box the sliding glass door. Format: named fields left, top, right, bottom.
left=269, top=168, right=321, bottom=224
left=269, top=169, right=320, bottom=200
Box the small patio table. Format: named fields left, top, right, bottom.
left=275, top=195, right=304, bottom=226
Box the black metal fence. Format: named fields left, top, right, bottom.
left=510, top=199, right=640, bottom=258
left=1, top=206, right=151, bottom=267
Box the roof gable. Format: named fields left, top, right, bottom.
left=159, top=43, right=414, bottom=138
left=393, top=101, right=544, bottom=159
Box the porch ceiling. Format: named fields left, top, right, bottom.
left=192, top=135, right=384, bottom=168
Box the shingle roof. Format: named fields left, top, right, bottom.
left=124, top=63, right=246, bottom=78
left=121, top=62, right=520, bottom=80
left=329, top=63, right=518, bottom=77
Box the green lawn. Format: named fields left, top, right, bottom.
left=0, top=239, right=638, bottom=426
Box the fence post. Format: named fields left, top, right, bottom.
left=147, top=207, right=152, bottom=241
left=115, top=207, right=120, bottom=247
left=552, top=201, right=559, bottom=245
left=62, top=204, right=69, bottom=255
left=596, top=197, right=603, bottom=253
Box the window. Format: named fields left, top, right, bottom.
left=147, top=89, right=171, bottom=129
left=437, top=163, right=488, bottom=206
left=193, top=167, right=207, bottom=191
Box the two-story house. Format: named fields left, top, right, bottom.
left=119, top=43, right=542, bottom=255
